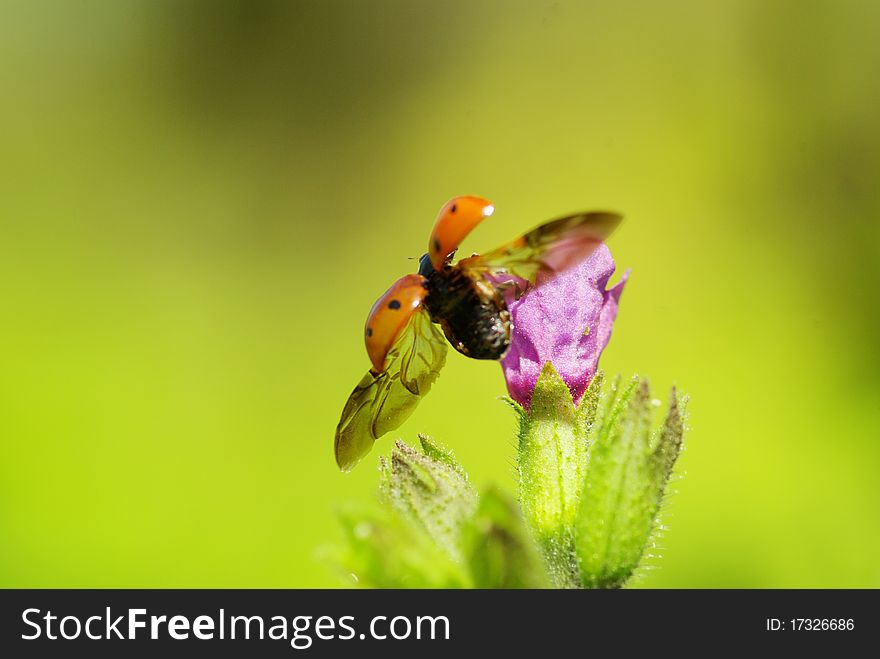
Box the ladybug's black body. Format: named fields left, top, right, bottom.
left=418, top=253, right=511, bottom=360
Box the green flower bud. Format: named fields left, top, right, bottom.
left=329, top=503, right=468, bottom=588
left=380, top=436, right=477, bottom=561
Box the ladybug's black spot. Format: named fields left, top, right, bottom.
left=450, top=203, right=457, bottom=213
left=388, top=299, right=401, bottom=310
left=366, top=327, right=373, bottom=337
left=432, top=238, right=441, bottom=253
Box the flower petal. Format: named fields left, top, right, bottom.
left=500, top=244, right=627, bottom=408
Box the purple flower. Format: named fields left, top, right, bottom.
left=500, top=244, right=628, bottom=409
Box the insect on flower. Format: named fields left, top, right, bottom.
left=335, top=196, right=621, bottom=471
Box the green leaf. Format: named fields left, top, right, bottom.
left=575, top=378, right=685, bottom=588
left=461, top=487, right=552, bottom=589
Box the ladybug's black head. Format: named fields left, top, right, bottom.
left=417, top=253, right=435, bottom=277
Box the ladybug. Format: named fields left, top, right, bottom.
left=335, top=196, right=621, bottom=471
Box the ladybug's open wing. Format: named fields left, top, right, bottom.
left=457, top=212, right=621, bottom=289
left=335, top=308, right=447, bottom=471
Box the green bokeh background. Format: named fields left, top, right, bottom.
left=2, top=0, right=878, bottom=588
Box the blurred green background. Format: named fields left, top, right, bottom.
left=1, top=0, right=878, bottom=588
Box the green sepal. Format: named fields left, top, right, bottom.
left=516, top=362, right=585, bottom=588
left=575, top=378, right=686, bottom=588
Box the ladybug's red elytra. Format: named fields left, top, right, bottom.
left=364, top=274, right=427, bottom=372
left=427, top=195, right=495, bottom=271
left=335, top=196, right=621, bottom=471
